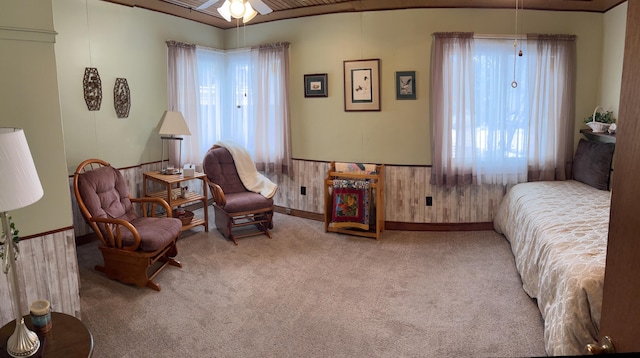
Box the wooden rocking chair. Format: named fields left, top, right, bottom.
left=73, top=159, right=182, bottom=291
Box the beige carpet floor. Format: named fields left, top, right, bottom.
left=76, top=212, right=546, bottom=357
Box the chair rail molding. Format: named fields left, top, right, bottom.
left=0, top=26, right=58, bottom=43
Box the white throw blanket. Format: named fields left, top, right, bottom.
left=214, top=140, right=278, bottom=199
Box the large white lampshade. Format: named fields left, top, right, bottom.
left=0, top=127, right=43, bottom=358
left=0, top=128, right=44, bottom=212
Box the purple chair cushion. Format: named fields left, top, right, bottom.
left=203, top=146, right=247, bottom=194
left=126, top=217, right=181, bottom=251
left=223, top=192, right=274, bottom=213
left=78, top=166, right=137, bottom=222
left=203, top=146, right=274, bottom=213
left=78, top=165, right=181, bottom=251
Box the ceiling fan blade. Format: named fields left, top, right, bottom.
left=196, top=0, right=221, bottom=10
left=247, top=0, right=273, bottom=15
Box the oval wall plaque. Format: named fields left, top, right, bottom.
left=114, top=78, right=131, bottom=118
left=83, top=67, right=102, bottom=111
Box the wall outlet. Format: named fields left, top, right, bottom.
left=301, top=186, right=306, bottom=195
left=426, top=196, right=433, bottom=206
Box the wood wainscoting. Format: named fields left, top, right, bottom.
left=70, top=159, right=510, bottom=238
left=0, top=228, right=80, bottom=326
left=270, top=161, right=510, bottom=228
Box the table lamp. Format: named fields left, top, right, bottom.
left=0, top=128, right=44, bottom=358
left=158, top=111, right=191, bottom=174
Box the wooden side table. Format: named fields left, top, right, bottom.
left=143, top=171, right=209, bottom=232
left=0, top=312, right=94, bottom=358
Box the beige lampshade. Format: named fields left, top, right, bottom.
left=0, top=128, right=44, bottom=212
left=158, top=111, right=191, bottom=136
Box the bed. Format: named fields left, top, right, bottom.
left=493, top=139, right=615, bottom=356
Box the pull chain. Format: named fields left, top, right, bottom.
left=511, top=0, right=519, bottom=88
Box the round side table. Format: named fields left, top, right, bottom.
left=0, top=312, right=93, bottom=358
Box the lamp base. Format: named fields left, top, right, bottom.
left=7, top=318, right=40, bottom=358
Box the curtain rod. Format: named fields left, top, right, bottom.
left=194, top=45, right=247, bottom=53
left=474, top=34, right=526, bottom=39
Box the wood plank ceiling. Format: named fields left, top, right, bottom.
left=103, top=0, right=626, bottom=29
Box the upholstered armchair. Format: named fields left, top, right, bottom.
left=73, top=159, right=182, bottom=291
left=202, top=145, right=275, bottom=245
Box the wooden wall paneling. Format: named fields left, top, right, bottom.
left=411, top=166, right=426, bottom=222
left=386, top=166, right=427, bottom=222
left=293, top=160, right=328, bottom=213
left=69, top=177, right=92, bottom=237
left=61, top=230, right=81, bottom=317
left=42, top=235, right=63, bottom=315
left=0, top=229, right=80, bottom=326
left=292, top=160, right=303, bottom=211
left=271, top=172, right=289, bottom=208
left=456, top=186, right=468, bottom=222
left=50, top=230, right=80, bottom=316
left=384, top=166, right=399, bottom=221
left=467, top=185, right=476, bottom=221
left=437, top=186, right=453, bottom=222
left=314, top=162, right=330, bottom=213
left=22, top=236, right=50, bottom=303
left=298, top=160, right=309, bottom=212
left=0, top=274, right=12, bottom=325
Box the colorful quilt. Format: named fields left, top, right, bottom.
left=331, top=179, right=370, bottom=230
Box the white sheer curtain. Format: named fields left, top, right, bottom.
left=430, top=33, right=576, bottom=187
left=166, top=41, right=199, bottom=167
left=430, top=32, right=475, bottom=186
left=251, top=42, right=292, bottom=175
left=526, top=34, right=576, bottom=181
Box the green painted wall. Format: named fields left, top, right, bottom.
left=0, top=1, right=71, bottom=236
left=53, top=0, right=224, bottom=173
left=226, top=8, right=623, bottom=164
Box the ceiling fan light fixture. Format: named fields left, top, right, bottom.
left=243, top=3, right=257, bottom=23
left=217, top=0, right=232, bottom=22
left=230, top=0, right=246, bottom=19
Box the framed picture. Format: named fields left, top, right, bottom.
left=396, top=71, right=416, bottom=100
left=304, top=73, right=328, bottom=97
left=343, top=59, right=381, bottom=111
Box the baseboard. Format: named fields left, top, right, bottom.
left=76, top=206, right=495, bottom=244
left=274, top=206, right=324, bottom=221
left=274, top=206, right=495, bottom=232
left=385, top=221, right=495, bottom=231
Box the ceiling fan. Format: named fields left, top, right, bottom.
left=197, top=0, right=273, bottom=24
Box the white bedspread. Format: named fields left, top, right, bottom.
left=215, top=140, right=278, bottom=199
left=494, top=180, right=611, bottom=356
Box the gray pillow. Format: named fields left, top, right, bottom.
left=573, top=138, right=615, bottom=190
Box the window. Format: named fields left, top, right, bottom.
left=167, top=41, right=291, bottom=176
left=430, top=33, right=576, bottom=187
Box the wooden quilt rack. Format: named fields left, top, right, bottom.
left=323, top=162, right=385, bottom=240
